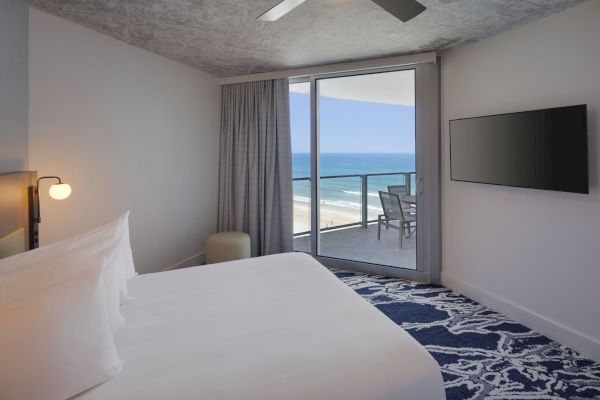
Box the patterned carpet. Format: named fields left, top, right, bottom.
left=334, top=270, right=600, bottom=400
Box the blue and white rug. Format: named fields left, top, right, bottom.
left=334, top=270, right=600, bottom=400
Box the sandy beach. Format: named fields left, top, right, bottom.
left=293, top=197, right=382, bottom=234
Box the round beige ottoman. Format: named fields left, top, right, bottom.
left=205, top=231, right=251, bottom=264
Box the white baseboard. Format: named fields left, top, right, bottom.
left=442, top=271, right=600, bottom=362
left=163, top=251, right=205, bottom=272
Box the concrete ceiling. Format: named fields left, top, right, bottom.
left=25, top=0, right=589, bottom=77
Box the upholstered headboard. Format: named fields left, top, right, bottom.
left=0, top=171, right=38, bottom=259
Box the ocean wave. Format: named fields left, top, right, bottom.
left=295, top=187, right=392, bottom=213
left=295, top=196, right=384, bottom=211
left=293, top=195, right=311, bottom=203
left=342, top=190, right=380, bottom=198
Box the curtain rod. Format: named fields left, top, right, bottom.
left=218, top=52, right=437, bottom=85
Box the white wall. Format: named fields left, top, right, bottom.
left=441, top=0, right=600, bottom=360
left=0, top=0, right=28, bottom=173
left=29, top=9, right=221, bottom=274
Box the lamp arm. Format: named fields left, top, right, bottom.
left=34, top=176, right=63, bottom=224
left=36, top=176, right=62, bottom=187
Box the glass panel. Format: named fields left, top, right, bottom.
left=290, top=82, right=311, bottom=253
left=320, top=174, right=362, bottom=229
left=316, top=70, right=417, bottom=269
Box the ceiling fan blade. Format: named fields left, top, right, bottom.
left=257, top=0, right=307, bottom=22
left=371, top=0, right=426, bottom=22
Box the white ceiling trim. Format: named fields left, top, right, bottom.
left=290, top=70, right=416, bottom=106
left=219, top=52, right=436, bottom=85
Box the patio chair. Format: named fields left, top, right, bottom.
left=378, top=191, right=416, bottom=248
left=387, top=184, right=409, bottom=196
left=388, top=184, right=416, bottom=215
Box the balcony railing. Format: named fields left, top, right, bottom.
left=292, top=171, right=416, bottom=236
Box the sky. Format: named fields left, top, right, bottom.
left=290, top=92, right=416, bottom=154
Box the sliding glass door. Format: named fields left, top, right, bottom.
left=290, top=64, right=439, bottom=282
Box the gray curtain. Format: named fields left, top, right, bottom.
left=218, top=78, right=293, bottom=256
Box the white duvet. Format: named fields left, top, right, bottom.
left=78, top=253, right=445, bottom=400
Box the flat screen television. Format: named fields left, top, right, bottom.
left=449, top=105, right=589, bottom=194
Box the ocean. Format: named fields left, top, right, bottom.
left=292, top=153, right=416, bottom=219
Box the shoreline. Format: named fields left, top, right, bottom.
left=293, top=198, right=382, bottom=234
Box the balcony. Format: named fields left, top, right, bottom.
left=293, top=171, right=417, bottom=270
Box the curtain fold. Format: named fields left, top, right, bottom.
left=218, top=79, right=293, bottom=256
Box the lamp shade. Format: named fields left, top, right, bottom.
left=49, top=183, right=72, bottom=200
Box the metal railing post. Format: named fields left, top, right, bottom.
left=401, top=172, right=411, bottom=195
left=361, top=175, right=368, bottom=228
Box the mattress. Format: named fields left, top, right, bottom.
left=78, top=252, right=445, bottom=400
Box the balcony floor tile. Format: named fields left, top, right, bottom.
left=293, top=223, right=416, bottom=269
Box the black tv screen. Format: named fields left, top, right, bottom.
left=450, top=105, right=588, bottom=194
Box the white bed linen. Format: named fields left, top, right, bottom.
left=78, top=253, right=445, bottom=400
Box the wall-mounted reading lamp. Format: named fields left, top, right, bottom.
left=27, top=176, right=72, bottom=249
left=32, top=176, right=72, bottom=223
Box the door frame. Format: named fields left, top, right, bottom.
left=290, top=62, right=440, bottom=283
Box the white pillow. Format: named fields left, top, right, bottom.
left=61, top=212, right=137, bottom=307
left=0, top=247, right=122, bottom=400
left=116, top=213, right=136, bottom=301
left=73, top=212, right=136, bottom=304
left=0, top=212, right=134, bottom=331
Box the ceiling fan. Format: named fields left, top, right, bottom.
left=257, top=0, right=426, bottom=23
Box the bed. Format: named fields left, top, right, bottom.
left=1, top=172, right=444, bottom=400
left=77, top=253, right=445, bottom=400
